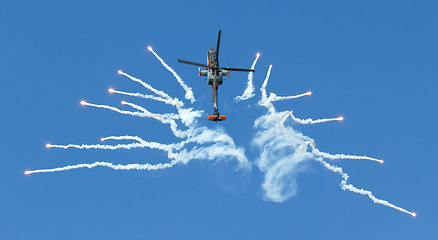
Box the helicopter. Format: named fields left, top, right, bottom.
left=178, top=30, right=255, bottom=122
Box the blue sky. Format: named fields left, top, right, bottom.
left=1, top=1, right=437, bottom=239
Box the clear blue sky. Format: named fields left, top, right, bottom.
left=1, top=1, right=437, bottom=239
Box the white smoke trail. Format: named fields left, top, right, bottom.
left=80, top=101, right=147, bottom=118
left=148, top=47, right=195, bottom=103
left=101, top=135, right=143, bottom=142
left=254, top=111, right=313, bottom=202
left=101, top=135, right=176, bottom=154
left=253, top=66, right=414, bottom=216
left=259, top=65, right=273, bottom=110
left=26, top=134, right=251, bottom=175
left=118, top=70, right=172, bottom=100
left=58, top=127, right=239, bottom=157
left=122, top=101, right=179, bottom=120
left=122, top=101, right=186, bottom=138
left=28, top=49, right=414, bottom=216
left=110, top=89, right=183, bottom=107
left=311, top=147, right=384, bottom=164
left=235, top=53, right=260, bottom=101
left=25, top=161, right=179, bottom=175
left=316, top=158, right=415, bottom=216
left=48, top=136, right=173, bottom=152
left=46, top=143, right=144, bottom=150
left=279, top=111, right=291, bottom=127
left=290, top=111, right=343, bottom=125
left=82, top=100, right=186, bottom=138
left=275, top=114, right=382, bottom=163
left=29, top=83, right=250, bottom=174
left=29, top=133, right=250, bottom=174
left=269, top=91, right=311, bottom=102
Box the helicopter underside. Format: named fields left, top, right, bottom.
left=177, top=30, right=254, bottom=122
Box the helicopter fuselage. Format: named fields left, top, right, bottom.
left=178, top=30, right=253, bottom=122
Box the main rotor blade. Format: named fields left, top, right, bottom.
left=220, top=67, right=255, bottom=72
left=178, top=59, right=208, bottom=68
left=216, top=30, right=222, bottom=66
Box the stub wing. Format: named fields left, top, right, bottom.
left=208, top=115, right=226, bottom=122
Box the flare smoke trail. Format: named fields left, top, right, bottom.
left=148, top=47, right=195, bottom=103
left=316, top=158, right=415, bottom=216
left=278, top=111, right=342, bottom=126
left=310, top=143, right=384, bottom=164
left=25, top=161, right=178, bottom=175
left=253, top=64, right=414, bottom=216
left=82, top=101, right=178, bottom=123
left=109, top=89, right=183, bottom=107
left=289, top=111, right=343, bottom=125
left=80, top=101, right=148, bottom=118
left=27, top=62, right=250, bottom=174
left=27, top=48, right=414, bottom=216
left=259, top=65, right=273, bottom=110
left=123, top=101, right=186, bottom=139
left=83, top=98, right=185, bottom=138
left=269, top=91, right=312, bottom=102
left=122, top=101, right=179, bottom=120
left=46, top=142, right=147, bottom=150
left=235, top=53, right=260, bottom=101
left=118, top=70, right=172, bottom=100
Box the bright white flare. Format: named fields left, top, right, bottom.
left=109, top=88, right=115, bottom=93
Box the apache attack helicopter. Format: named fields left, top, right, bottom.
left=178, top=30, right=255, bottom=122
